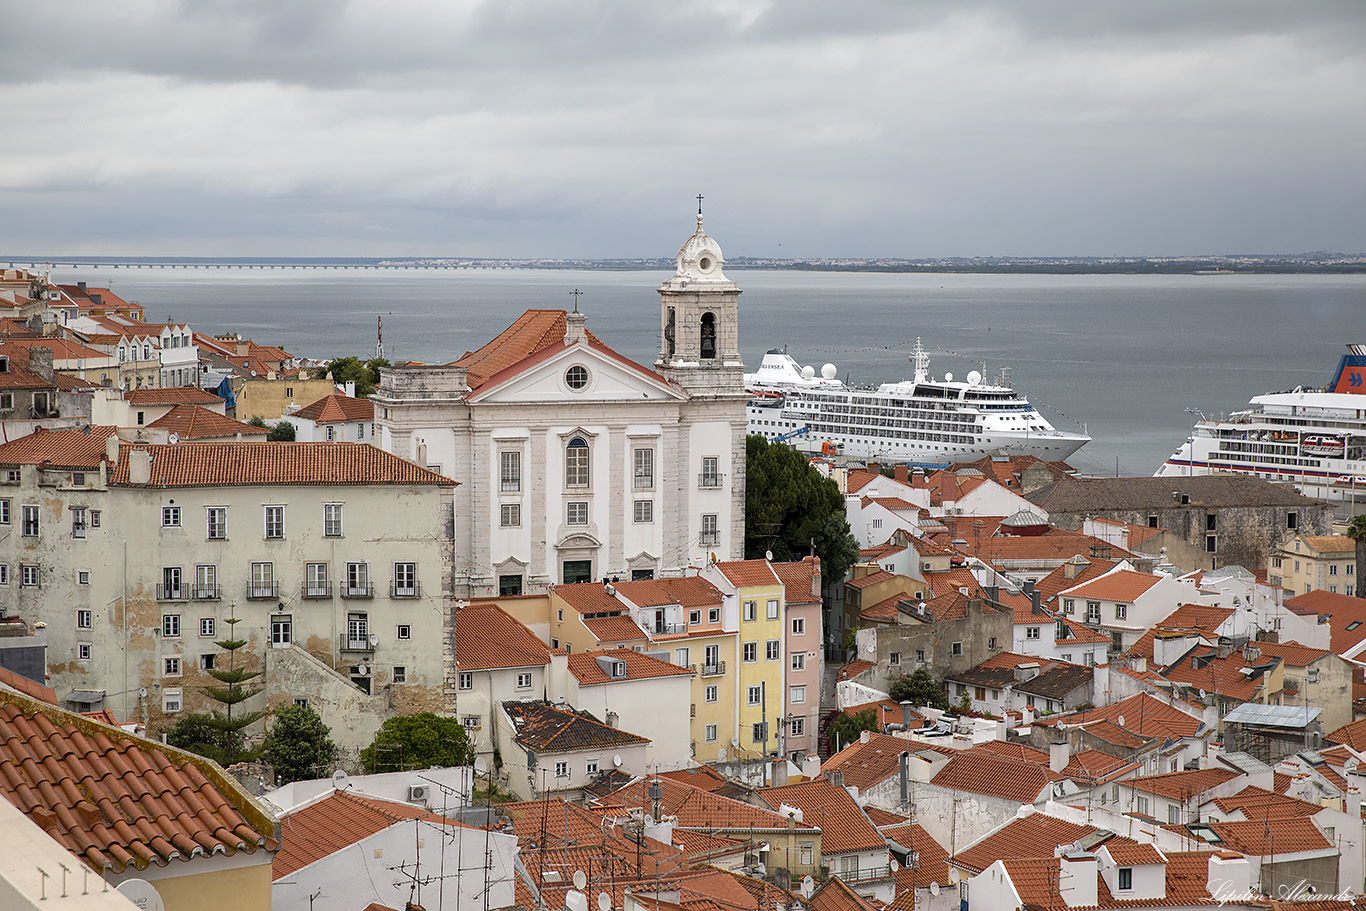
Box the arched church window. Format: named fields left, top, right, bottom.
left=700, top=312, right=716, bottom=359
left=566, top=437, right=590, bottom=488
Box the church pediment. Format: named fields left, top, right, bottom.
left=468, top=341, right=685, bottom=405
left=556, top=532, right=602, bottom=549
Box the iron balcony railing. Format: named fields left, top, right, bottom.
left=339, top=634, right=374, bottom=653
left=192, top=585, right=220, bottom=601
left=390, top=582, right=420, bottom=599
left=247, top=582, right=279, bottom=600
left=698, top=472, right=725, bottom=489
left=343, top=582, right=374, bottom=599
left=156, top=584, right=187, bottom=601
left=302, top=582, right=332, bottom=599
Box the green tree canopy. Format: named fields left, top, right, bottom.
left=1348, top=515, right=1366, bottom=599
left=360, top=713, right=471, bottom=773
left=316, top=356, right=389, bottom=397
left=267, top=420, right=296, bottom=441
left=263, top=703, right=337, bottom=785
left=745, top=434, right=860, bottom=583
left=889, top=668, right=949, bottom=710
left=825, top=709, right=878, bottom=755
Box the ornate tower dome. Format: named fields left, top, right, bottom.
left=656, top=208, right=743, bottom=397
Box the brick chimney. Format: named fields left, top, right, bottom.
left=894, top=464, right=908, bottom=484
left=912, top=469, right=927, bottom=490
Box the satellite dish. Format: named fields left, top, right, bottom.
left=1346, top=758, right=1359, bottom=773
left=168, top=433, right=179, bottom=444
left=731, top=736, right=740, bottom=748
left=966, top=371, right=981, bottom=386
left=890, top=858, right=900, bottom=872
left=474, top=756, right=488, bottom=774
left=369, top=633, right=379, bottom=646
left=573, top=870, right=587, bottom=890
left=866, top=642, right=876, bottom=653
left=949, top=868, right=961, bottom=884
left=116, top=880, right=165, bottom=911
left=929, top=883, right=941, bottom=897
left=599, top=893, right=612, bottom=911
left=644, top=815, right=655, bottom=827
left=802, top=365, right=816, bottom=380
left=765, top=550, right=773, bottom=562
left=613, top=754, right=622, bottom=768
left=821, top=363, right=837, bottom=380
left=357, top=664, right=369, bottom=676
left=1117, top=715, right=1126, bottom=727
left=800, top=875, right=816, bottom=899
left=333, top=769, right=348, bottom=788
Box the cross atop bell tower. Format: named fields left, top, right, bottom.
left=655, top=204, right=744, bottom=397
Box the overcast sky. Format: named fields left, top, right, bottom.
left=2, top=1, right=1363, bottom=258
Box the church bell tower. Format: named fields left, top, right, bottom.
left=655, top=206, right=744, bottom=396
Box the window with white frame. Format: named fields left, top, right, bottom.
left=744, top=601, right=757, bottom=622
left=567, top=501, right=588, bottom=525
left=393, top=563, right=417, bottom=597
left=501, top=451, right=522, bottom=492
left=346, top=562, right=370, bottom=596
left=78, top=643, right=92, bottom=661
left=708, top=607, right=719, bottom=623
left=19, top=503, right=41, bottom=537
left=791, top=652, right=805, bottom=671
left=516, top=673, right=532, bottom=689
left=264, top=505, right=285, bottom=539
left=791, top=685, right=806, bottom=703
left=459, top=672, right=473, bottom=690
left=251, top=562, right=275, bottom=598
left=747, top=685, right=762, bottom=705
left=586, top=759, right=598, bottom=775
left=566, top=437, right=590, bottom=487
left=163, top=656, right=181, bottom=676
left=324, top=503, right=343, bottom=537
left=206, top=507, right=226, bottom=539
left=501, top=503, right=521, bottom=527
left=77, top=609, right=92, bottom=629
left=1026, top=626, right=1040, bottom=640
left=1086, top=601, right=1101, bottom=623
left=555, top=761, right=569, bottom=778
left=397, top=624, right=411, bottom=640
left=705, top=685, right=718, bottom=702
left=792, top=617, right=805, bottom=635
left=271, top=615, right=292, bottom=646
left=689, top=609, right=702, bottom=625
left=1114, top=603, right=1128, bottom=620
left=705, top=724, right=718, bottom=742
left=765, top=639, right=780, bottom=660
left=0, top=499, right=8, bottom=524
left=162, top=614, right=181, bottom=638
left=633, top=500, right=653, bottom=523
left=161, top=505, right=180, bottom=528
left=790, top=717, right=805, bottom=737
left=1063, top=598, right=1075, bottom=614
left=71, top=507, right=87, bottom=538
left=163, top=689, right=182, bottom=713
left=634, top=448, right=654, bottom=489
left=20, top=563, right=41, bottom=587
left=767, top=599, right=779, bottom=619
left=743, top=642, right=757, bottom=662
left=700, top=456, right=720, bottom=487
left=200, top=618, right=215, bottom=638
left=752, top=721, right=768, bottom=743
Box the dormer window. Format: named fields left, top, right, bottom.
left=700, top=313, right=716, bottom=359
left=0, top=356, right=8, bottom=373
left=611, top=660, right=626, bottom=678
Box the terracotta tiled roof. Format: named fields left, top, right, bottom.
left=656, top=765, right=755, bottom=802
left=553, top=581, right=627, bottom=613
left=773, top=558, right=821, bottom=606
left=1286, top=590, right=1366, bottom=654
left=109, top=441, right=453, bottom=487
left=650, top=576, right=726, bottom=608
left=1125, top=604, right=1235, bottom=660
left=1101, top=841, right=1166, bottom=866
left=713, top=559, right=781, bottom=589
left=503, top=701, right=649, bottom=752
left=1060, top=617, right=1114, bottom=645
left=566, top=649, right=693, bottom=685
left=1207, top=785, right=1323, bottom=820
left=836, top=659, right=875, bottom=683
left=1158, top=645, right=1279, bottom=702
left=970, top=740, right=1048, bottom=764
left=0, top=665, right=57, bottom=704
left=1001, top=850, right=1228, bottom=909
left=1187, top=817, right=1332, bottom=855
left=453, top=310, right=602, bottom=387
left=1060, top=569, right=1163, bottom=602
left=146, top=404, right=267, bottom=440
left=0, top=696, right=275, bottom=873
left=0, top=336, right=111, bottom=361
left=80, top=709, right=122, bottom=727
left=959, top=528, right=1137, bottom=564
left=952, top=812, right=1116, bottom=874
left=1039, top=693, right=1204, bottom=741
left=582, top=615, right=648, bottom=643
left=1254, top=639, right=1333, bottom=667
left=845, top=469, right=880, bottom=493
left=1296, top=535, right=1354, bottom=556
left=274, top=790, right=458, bottom=878
left=888, top=824, right=950, bottom=895
left=759, top=778, right=885, bottom=855
left=1029, top=474, right=1317, bottom=510
left=293, top=393, right=374, bottom=424
left=55, top=284, right=139, bottom=312
left=842, top=700, right=923, bottom=730
left=860, top=593, right=906, bottom=623
left=1124, top=768, right=1240, bottom=800
left=1034, top=557, right=1118, bottom=603
left=125, top=386, right=224, bottom=405
left=847, top=570, right=895, bottom=590
left=595, top=777, right=816, bottom=835
left=809, top=875, right=879, bottom=911
left=1061, top=749, right=1142, bottom=785
left=0, top=426, right=118, bottom=469
left=1326, top=717, right=1366, bottom=751
left=930, top=750, right=1063, bottom=803
left=454, top=604, right=550, bottom=671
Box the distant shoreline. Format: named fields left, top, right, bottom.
left=4, top=255, right=1364, bottom=275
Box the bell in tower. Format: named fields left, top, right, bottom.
left=655, top=205, right=744, bottom=396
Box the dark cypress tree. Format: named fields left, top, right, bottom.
left=166, top=607, right=266, bottom=765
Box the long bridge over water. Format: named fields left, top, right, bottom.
left=2, top=259, right=524, bottom=271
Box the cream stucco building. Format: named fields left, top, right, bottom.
left=373, top=214, right=747, bottom=596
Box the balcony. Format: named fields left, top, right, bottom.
left=699, top=533, right=720, bottom=546
left=690, top=703, right=697, bottom=718
left=156, top=584, right=187, bottom=601
left=836, top=865, right=894, bottom=885
left=649, top=621, right=686, bottom=636
left=302, top=582, right=332, bottom=599
left=339, top=634, right=374, bottom=653
left=698, top=472, right=725, bottom=489
left=342, top=583, right=374, bottom=599
left=247, top=582, right=279, bottom=600
left=692, top=661, right=726, bottom=677
left=390, top=582, right=421, bottom=599
left=192, top=586, right=220, bottom=601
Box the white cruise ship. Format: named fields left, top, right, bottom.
left=1156, top=344, right=1366, bottom=500
left=745, top=339, right=1090, bottom=465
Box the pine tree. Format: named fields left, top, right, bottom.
left=166, top=606, right=266, bottom=765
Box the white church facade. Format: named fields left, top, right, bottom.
left=373, top=214, right=747, bottom=597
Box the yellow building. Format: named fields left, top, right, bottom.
left=703, top=560, right=789, bottom=760
left=1270, top=532, right=1356, bottom=597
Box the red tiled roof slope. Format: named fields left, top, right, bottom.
left=109, top=441, right=453, bottom=487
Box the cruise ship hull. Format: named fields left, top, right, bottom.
left=1155, top=346, right=1366, bottom=502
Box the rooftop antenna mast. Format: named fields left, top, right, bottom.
left=376, top=315, right=383, bottom=361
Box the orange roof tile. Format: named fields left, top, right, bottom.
left=146, top=404, right=267, bottom=440
left=930, top=750, right=1063, bottom=803
left=970, top=740, right=1048, bottom=764
left=454, top=310, right=599, bottom=387
left=1126, top=603, right=1235, bottom=660
left=1124, top=768, right=1240, bottom=800
left=554, top=581, right=628, bottom=613
left=1060, top=569, right=1164, bottom=602
left=759, top=778, right=886, bottom=855
left=293, top=393, right=374, bottom=424
left=0, top=664, right=57, bottom=704
left=960, top=528, right=1138, bottom=564
left=714, top=559, right=782, bottom=589
left=810, top=875, right=879, bottom=911
left=1159, top=645, right=1279, bottom=702
left=1326, top=717, right=1366, bottom=751
left=1286, top=590, right=1366, bottom=654
left=596, top=777, right=817, bottom=835
left=0, top=426, right=118, bottom=469
left=1039, top=693, right=1204, bottom=741
left=454, top=604, right=550, bottom=671
left=1101, top=842, right=1165, bottom=865
left=1192, top=817, right=1332, bottom=855
left=952, top=812, right=1119, bottom=874
left=1207, top=785, right=1324, bottom=820
left=274, top=790, right=459, bottom=878
left=1034, top=557, right=1119, bottom=603
left=582, top=615, right=648, bottom=643
left=1254, top=639, right=1334, bottom=667
left=125, top=387, right=224, bottom=406
left=773, top=558, right=821, bottom=606
left=847, top=570, right=896, bottom=590
left=860, top=593, right=907, bottom=624
left=504, top=701, right=649, bottom=752
left=567, top=650, right=693, bottom=685
left=836, top=660, right=875, bottom=683
left=0, top=697, right=275, bottom=873
left=1297, top=535, right=1355, bottom=556
left=1061, top=749, right=1142, bottom=785
left=109, top=441, right=453, bottom=487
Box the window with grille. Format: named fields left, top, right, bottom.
left=347, top=562, right=370, bottom=596
left=701, top=513, right=719, bottom=545
left=324, top=503, right=343, bottom=536
left=22, top=504, right=39, bottom=536
left=20, top=564, right=40, bottom=587
left=264, top=505, right=285, bottom=539
left=200, top=618, right=216, bottom=637
left=206, top=507, right=226, bottom=539
left=633, top=500, right=653, bottom=523
left=634, top=448, right=654, bottom=489
left=161, top=506, right=180, bottom=527
left=305, top=562, right=327, bottom=597
left=567, top=501, right=588, bottom=525
left=501, top=504, right=521, bottom=527
left=251, top=562, right=274, bottom=598
left=271, top=616, right=292, bottom=646
left=393, top=563, right=417, bottom=597
left=501, top=451, right=521, bottom=492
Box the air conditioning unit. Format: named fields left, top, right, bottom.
left=408, top=784, right=429, bottom=802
